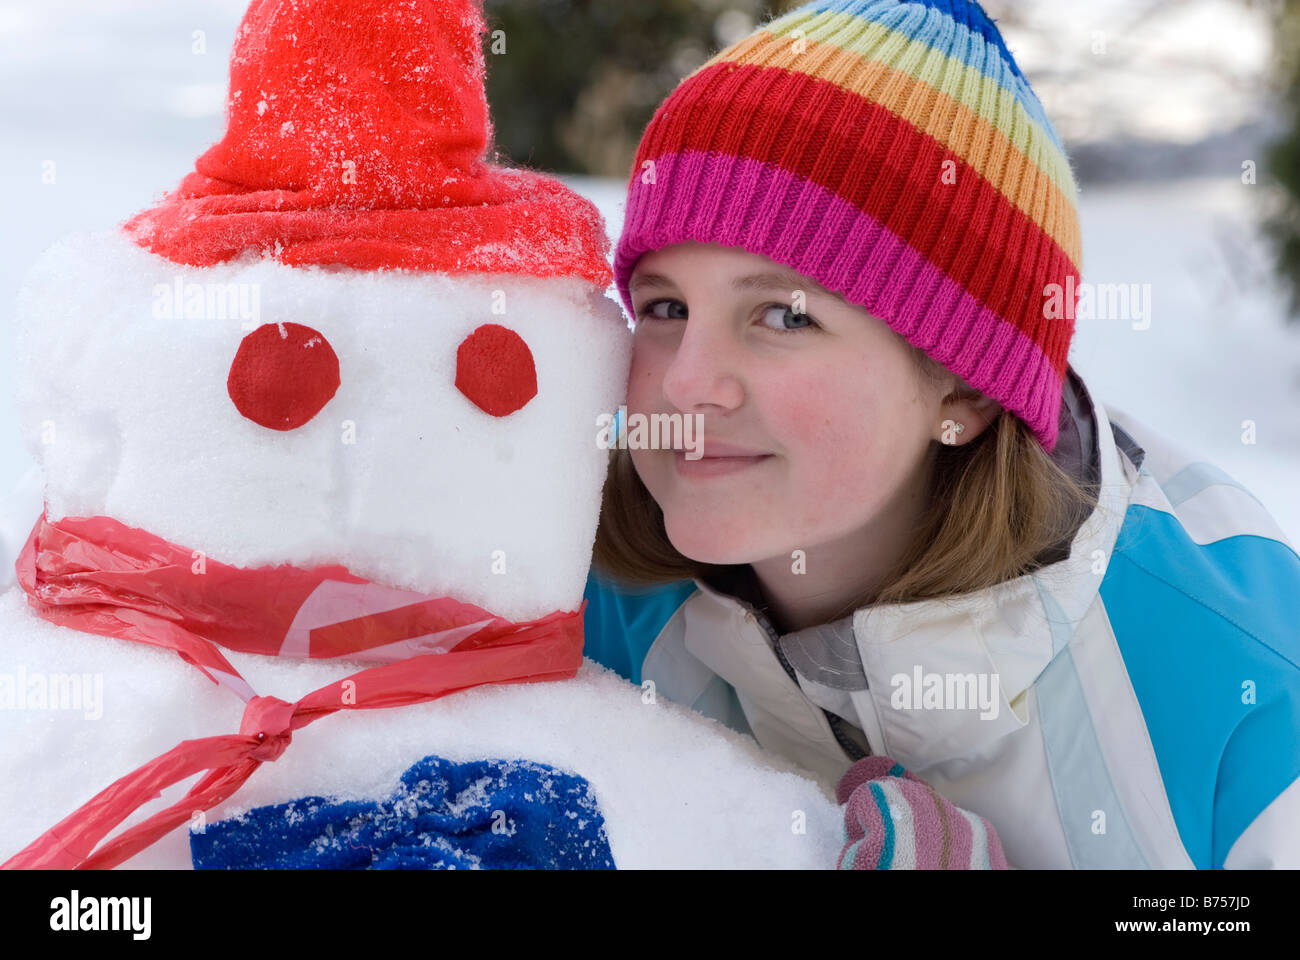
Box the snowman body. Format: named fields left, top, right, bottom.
left=0, top=229, right=845, bottom=869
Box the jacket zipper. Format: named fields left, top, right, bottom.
left=739, top=598, right=869, bottom=762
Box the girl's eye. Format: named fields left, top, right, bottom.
left=639, top=299, right=687, bottom=320
left=636, top=299, right=819, bottom=334
left=759, top=303, right=819, bottom=334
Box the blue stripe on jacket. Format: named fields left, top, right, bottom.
left=582, top=570, right=697, bottom=686
left=1100, top=504, right=1300, bottom=868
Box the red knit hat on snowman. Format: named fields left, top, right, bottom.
left=125, top=0, right=612, bottom=286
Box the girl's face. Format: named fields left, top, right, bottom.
left=626, top=241, right=959, bottom=568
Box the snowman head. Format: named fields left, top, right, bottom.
left=13, top=0, right=630, bottom=624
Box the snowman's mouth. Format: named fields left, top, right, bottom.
left=294, top=587, right=511, bottom=663
left=17, top=510, right=584, bottom=673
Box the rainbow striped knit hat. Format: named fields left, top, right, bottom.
left=613, top=0, right=1081, bottom=453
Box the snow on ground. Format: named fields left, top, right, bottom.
left=1069, top=177, right=1300, bottom=546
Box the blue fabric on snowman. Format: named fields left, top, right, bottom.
left=190, top=754, right=616, bottom=869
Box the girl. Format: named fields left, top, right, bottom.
left=583, top=0, right=1300, bottom=869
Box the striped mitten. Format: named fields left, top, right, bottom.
left=835, top=756, right=1009, bottom=870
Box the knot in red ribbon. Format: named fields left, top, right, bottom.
left=239, top=695, right=297, bottom=763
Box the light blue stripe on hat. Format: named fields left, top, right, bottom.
left=795, top=0, right=1065, bottom=153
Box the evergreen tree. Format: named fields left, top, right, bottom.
left=1265, top=0, right=1300, bottom=322
left=480, top=1, right=797, bottom=177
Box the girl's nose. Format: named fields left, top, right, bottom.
left=659, top=315, right=745, bottom=415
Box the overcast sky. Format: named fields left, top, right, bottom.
left=988, top=0, right=1276, bottom=143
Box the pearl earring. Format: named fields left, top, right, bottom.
left=940, top=420, right=965, bottom=445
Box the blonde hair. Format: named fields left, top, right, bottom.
left=590, top=342, right=1101, bottom=618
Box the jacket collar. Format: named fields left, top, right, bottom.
left=688, top=364, right=1142, bottom=767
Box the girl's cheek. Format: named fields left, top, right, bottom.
left=763, top=366, right=850, bottom=449
left=771, top=363, right=903, bottom=489
left=626, top=336, right=670, bottom=406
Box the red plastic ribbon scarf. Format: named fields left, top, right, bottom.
left=3, top=512, right=586, bottom=870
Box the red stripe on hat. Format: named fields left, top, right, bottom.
left=634, top=62, right=1078, bottom=350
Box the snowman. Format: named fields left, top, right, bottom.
left=0, top=0, right=843, bottom=869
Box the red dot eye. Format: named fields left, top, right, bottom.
left=227, top=322, right=341, bottom=431
left=455, top=323, right=537, bottom=417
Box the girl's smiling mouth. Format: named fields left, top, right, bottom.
left=673, top=449, right=773, bottom=478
